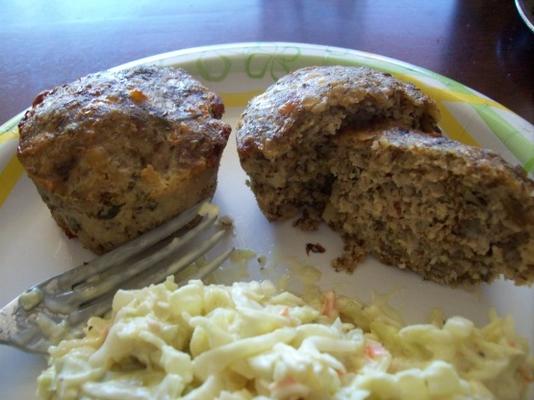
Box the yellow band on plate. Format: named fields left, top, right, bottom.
left=0, top=129, right=19, bottom=145
left=220, top=90, right=262, bottom=108
left=393, top=72, right=505, bottom=111
left=436, top=105, right=480, bottom=147
left=0, top=154, right=23, bottom=208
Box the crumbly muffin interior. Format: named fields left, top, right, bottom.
left=324, top=130, right=534, bottom=285
left=244, top=109, right=341, bottom=229
left=244, top=95, right=438, bottom=229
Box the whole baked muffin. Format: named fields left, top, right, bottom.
left=237, top=65, right=440, bottom=228
left=18, top=65, right=231, bottom=253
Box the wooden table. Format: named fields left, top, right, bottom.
left=1, top=0, right=533, bottom=124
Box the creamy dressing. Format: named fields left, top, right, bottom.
left=37, top=278, right=533, bottom=400
left=35, top=314, right=67, bottom=343
left=19, top=288, right=43, bottom=311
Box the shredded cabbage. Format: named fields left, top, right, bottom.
left=37, top=278, right=533, bottom=399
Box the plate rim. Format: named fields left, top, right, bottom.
left=1, top=41, right=532, bottom=132
left=1, top=41, right=533, bottom=178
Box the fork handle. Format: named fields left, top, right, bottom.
left=0, top=297, right=19, bottom=345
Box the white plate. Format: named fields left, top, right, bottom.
left=1, top=43, right=533, bottom=399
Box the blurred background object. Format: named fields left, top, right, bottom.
left=515, top=0, right=534, bottom=33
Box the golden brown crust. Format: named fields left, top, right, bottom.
left=17, top=65, right=231, bottom=253
left=237, top=65, right=439, bottom=160
left=236, top=65, right=440, bottom=227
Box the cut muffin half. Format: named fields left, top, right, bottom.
left=324, top=128, right=534, bottom=285
left=237, top=65, right=439, bottom=229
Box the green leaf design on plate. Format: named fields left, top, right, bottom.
left=195, top=53, right=232, bottom=82
left=245, top=46, right=301, bottom=80
left=0, top=111, right=25, bottom=134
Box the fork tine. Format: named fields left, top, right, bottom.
left=67, top=294, right=113, bottom=326
left=140, top=229, right=228, bottom=285
left=1, top=202, right=232, bottom=354
left=52, top=201, right=207, bottom=290
left=189, top=248, right=234, bottom=280
left=52, top=207, right=219, bottom=309
left=67, top=234, right=231, bottom=327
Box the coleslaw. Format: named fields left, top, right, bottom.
left=37, top=278, right=533, bottom=399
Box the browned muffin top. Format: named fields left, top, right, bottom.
left=18, top=65, right=230, bottom=190
left=237, top=65, right=439, bottom=158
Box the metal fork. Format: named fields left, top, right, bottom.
left=0, top=201, right=233, bottom=354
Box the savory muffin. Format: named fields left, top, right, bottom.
left=18, top=65, right=231, bottom=253
left=324, top=128, right=534, bottom=285
left=237, top=65, right=440, bottom=229
left=237, top=65, right=534, bottom=285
